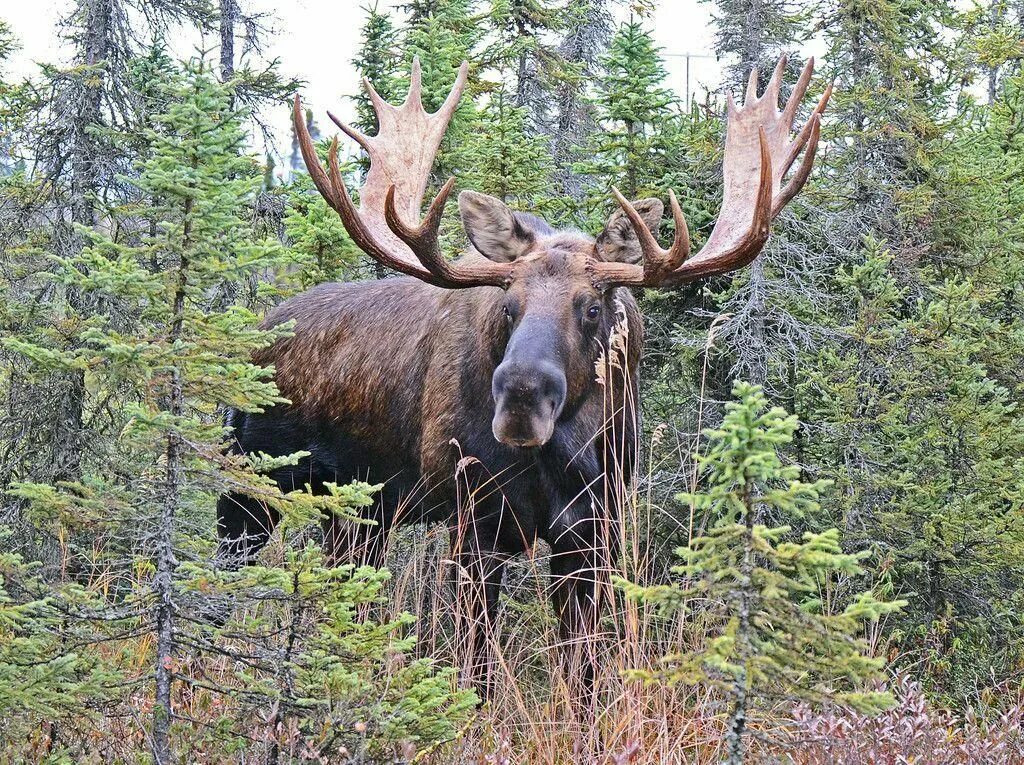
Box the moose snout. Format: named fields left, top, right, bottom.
left=491, top=360, right=567, bottom=448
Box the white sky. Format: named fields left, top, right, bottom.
left=1, top=0, right=781, bottom=169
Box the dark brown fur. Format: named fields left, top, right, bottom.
left=218, top=223, right=645, bottom=697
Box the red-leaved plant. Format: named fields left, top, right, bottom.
left=777, top=675, right=1024, bottom=765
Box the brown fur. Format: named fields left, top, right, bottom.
left=219, top=207, right=651, bottom=699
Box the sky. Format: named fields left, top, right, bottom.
left=3, top=1, right=732, bottom=166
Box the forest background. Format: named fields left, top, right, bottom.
left=1, top=0, right=1024, bottom=763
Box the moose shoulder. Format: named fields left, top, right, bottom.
left=216, top=56, right=829, bottom=697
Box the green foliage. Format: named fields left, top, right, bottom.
left=284, top=157, right=364, bottom=288
left=576, top=21, right=677, bottom=216
left=801, top=239, right=1024, bottom=697
left=174, top=543, right=477, bottom=760
left=4, top=0, right=1024, bottom=760
left=1, top=60, right=473, bottom=761
left=352, top=3, right=401, bottom=135
left=0, top=536, right=115, bottom=734
left=623, top=383, right=903, bottom=759
left=457, top=85, right=554, bottom=205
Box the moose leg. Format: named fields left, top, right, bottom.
left=449, top=523, right=508, bottom=700
left=548, top=509, right=617, bottom=704
left=216, top=493, right=280, bottom=570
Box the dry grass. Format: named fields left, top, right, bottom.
left=381, top=521, right=727, bottom=765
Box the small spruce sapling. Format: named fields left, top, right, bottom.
left=621, top=382, right=903, bottom=764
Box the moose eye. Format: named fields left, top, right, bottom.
left=503, top=305, right=514, bottom=323
left=586, top=304, right=601, bottom=321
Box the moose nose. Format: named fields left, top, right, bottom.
left=492, top=360, right=567, bottom=415
left=491, top=360, right=567, bottom=448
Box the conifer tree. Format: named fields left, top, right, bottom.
left=707, top=0, right=810, bottom=90
left=801, top=237, right=1024, bottom=694
left=6, top=61, right=474, bottom=760
left=482, top=0, right=563, bottom=133
left=0, top=0, right=210, bottom=534
left=351, top=3, right=401, bottom=135
left=624, top=383, right=901, bottom=764
left=456, top=83, right=554, bottom=206
left=576, top=21, right=676, bottom=219
left=793, top=0, right=1024, bottom=695
left=550, top=0, right=617, bottom=208
left=51, top=61, right=294, bottom=761
left=0, top=534, right=118, bottom=757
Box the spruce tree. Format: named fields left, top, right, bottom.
left=550, top=0, right=617, bottom=208
left=794, top=0, right=1024, bottom=696
left=6, top=61, right=474, bottom=760
left=351, top=3, right=401, bottom=135
left=624, top=383, right=901, bottom=764
left=576, top=21, right=676, bottom=219
left=457, top=84, right=554, bottom=206
left=801, top=237, right=1024, bottom=695
left=482, top=0, right=563, bottom=133
left=706, top=0, right=810, bottom=90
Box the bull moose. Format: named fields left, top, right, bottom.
left=216, top=56, right=828, bottom=695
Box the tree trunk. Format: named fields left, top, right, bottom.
left=987, top=1, right=1004, bottom=105
left=151, top=149, right=195, bottom=764
left=725, top=480, right=756, bottom=765
left=219, top=0, right=237, bottom=103
left=57, top=0, right=115, bottom=485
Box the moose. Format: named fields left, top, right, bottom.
left=216, top=56, right=828, bottom=696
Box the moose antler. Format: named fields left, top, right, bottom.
left=293, top=58, right=515, bottom=289
left=590, top=56, right=831, bottom=289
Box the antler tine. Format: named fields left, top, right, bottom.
left=666, top=189, right=691, bottom=271
left=292, top=94, right=338, bottom=209
left=610, top=188, right=667, bottom=279
left=436, top=60, right=470, bottom=119
left=745, top=66, right=760, bottom=104
left=783, top=80, right=832, bottom=171
left=327, top=110, right=373, bottom=154
left=765, top=55, right=788, bottom=104
left=774, top=113, right=821, bottom=216
left=362, top=73, right=392, bottom=118
left=406, top=55, right=423, bottom=107
left=781, top=57, right=815, bottom=128
left=384, top=179, right=514, bottom=287
left=726, top=92, right=739, bottom=117
left=383, top=178, right=453, bottom=276
left=753, top=126, right=774, bottom=239
left=610, top=187, right=691, bottom=282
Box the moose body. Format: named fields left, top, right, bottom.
left=216, top=56, right=827, bottom=695
left=219, top=239, right=643, bottom=692
left=229, top=274, right=640, bottom=528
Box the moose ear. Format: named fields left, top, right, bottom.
left=458, top=190, right=535, bottom=263
left=595, top=198, right=665, bottom=263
